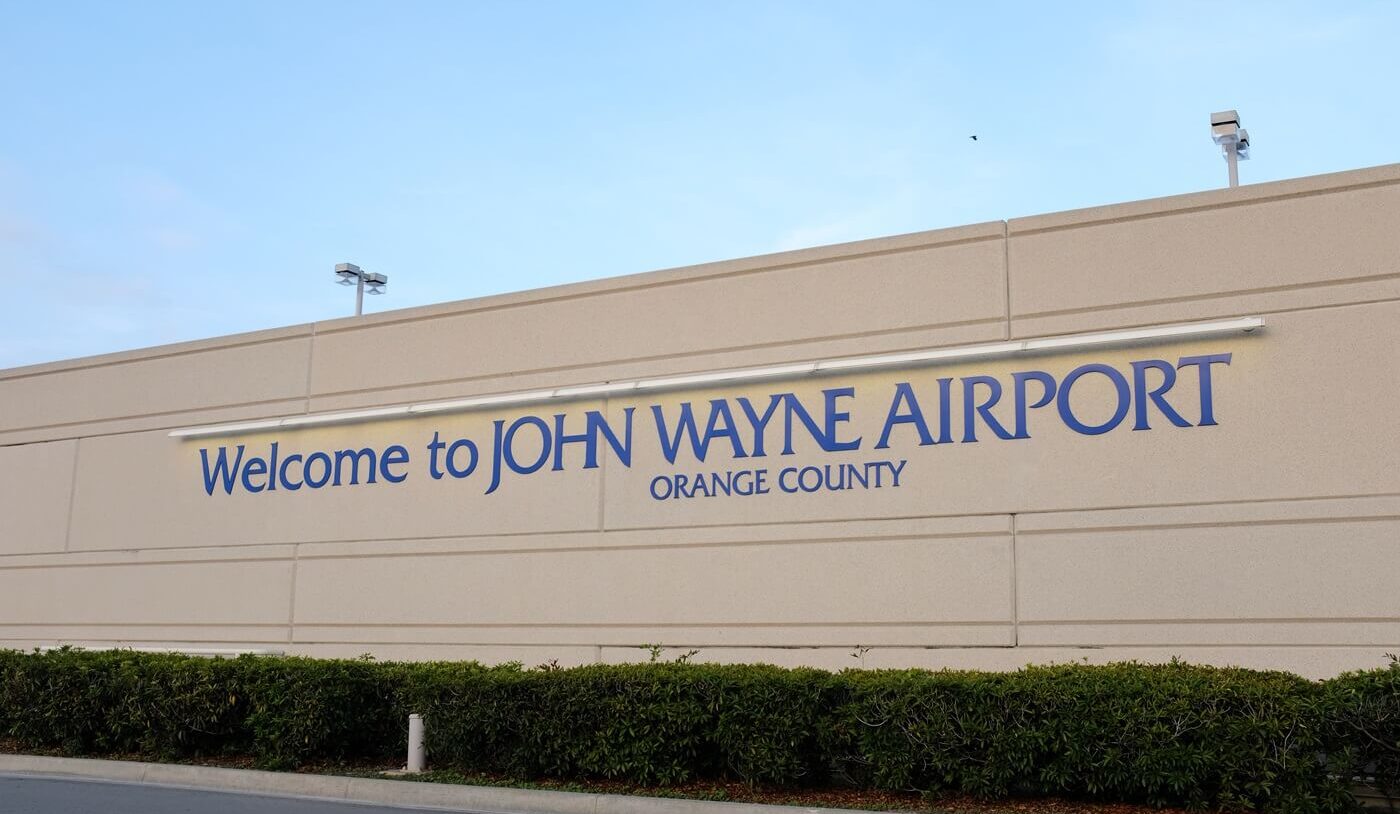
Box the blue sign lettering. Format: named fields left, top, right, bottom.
left=194, top=353, right=1235, bottom=500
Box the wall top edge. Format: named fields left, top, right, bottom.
left=1007, top=162, right=1400, bottom=235
left=306, top=219, right=1008, bottom=336
left=0, top=323, right=316, bottom=383
left=0, top=220, right=1005, bottom=380
left=5, top=161, right=1398, bottom=380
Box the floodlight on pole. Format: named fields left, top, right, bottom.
left=333, top=262, right=388, bottom=316
left=1210, top=110, right=1250, bottom=188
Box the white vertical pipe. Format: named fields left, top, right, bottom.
left=1226, top=142, right=1239, bottom=188
left=406, top=713, right=425, bottom=773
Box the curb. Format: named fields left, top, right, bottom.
left=0, top=755, right=864, bottom=814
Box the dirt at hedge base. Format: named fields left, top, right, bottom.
left=0, top=741, right=1195, bottom=814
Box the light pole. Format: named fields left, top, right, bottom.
left=1209, top=110, right=1251, bottom=188
left=334, top=263, right=388, bottom=316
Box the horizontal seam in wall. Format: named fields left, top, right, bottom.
left=311, top=234, right=1005, bottom=338
left=1017, top=514, right=1400, bottom=536
left=4, top=494, right=1393, bottom=562
left=0, top=515, right=1020, bottom=559
left=282, top=640, right=1389, bottom=650
left=0, top=532, right=1007, bottom=568
left=0, top=622, right=289, bottom=628
left=289, top=642, right=1017, bottom=649
left=287, top=640, right=1013, bottom=649
left=10, top=291, right=1395, bottom=443
left=990, top=643, right=1395, bottom=650
left=0, top=318, right=1004, bottom=443
left=293, top=620, right=1009, bottom=629
left=579, top=643, right=1389, bottom=651
left=0, top=557, right=296, bottom=570
left=0, top=396, right=309, bottom=445
left=1011, top=492, right=1400, bottom=521
left=1008, top=176, right=1400, bottom=237
left=2, top=638, right=1386, bottom=651
left=604, top=494, right=1400, bottom=535
left=0, top=333, right=314, bottom=384
left=10, top=621, right=1392, bottom=633
left=1014, top=293, right=1400, bottom=331
left=1011, top=271, right=1400, bottom=321
left=1021, top=617, right=1400, bottom=626
left=0, top=638, right=290, bottom=646
left=523, top=511, right=1012, bottom=536
left=292, top=532, right=1012, bottom=562
left=306, top=316, right=1006, bottom=402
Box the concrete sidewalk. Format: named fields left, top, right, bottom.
left=0, top=755, right=870, bottom=814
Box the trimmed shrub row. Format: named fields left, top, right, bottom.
left=0, top=649, right=1395, bottom=812
left=0, top=649, right=408, bottom=768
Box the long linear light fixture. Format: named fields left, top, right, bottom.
left=169, top=316, right=1264, bottom=439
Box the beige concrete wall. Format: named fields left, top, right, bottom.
left=0, top=439, right=76, bottom=556
left=1, top=164, right=1397, bottom=678
left=0, top=326, right=314, bottom=446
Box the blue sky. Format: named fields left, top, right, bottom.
left=2, top=1, right=1397, bottom=368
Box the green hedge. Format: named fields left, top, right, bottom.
left=1322, top=662, right=1400, bottom=797
left=1, top=649, right=1396, bottom=812
left=0, top=650, right=405, bottom=768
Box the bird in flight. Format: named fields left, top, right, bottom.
left=969, top=135, right=978, bottom=141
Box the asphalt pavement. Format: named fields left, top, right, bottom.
left=0, top=774, right=477, bottom=814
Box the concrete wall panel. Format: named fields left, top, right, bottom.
left=1008, top=166, right=1400, bottom=336
left=0, top=626, right=289, bottom=646
left=0, top=400, right=313, bottom=448
left=0, top=439, right=76, bottom=555
left=307, top=224, right=1006, bottom=404
left=292, top=531, right=1014, bottom=648
left=1016, top=496, right=1400, bottom=647
left=0, top=559, right=294, bottom=628
left=0, top=326, right=312, bottom=444
left=305, top=320, right=1009, bottom=415
left=290, top=515, right=1007, bottom=559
